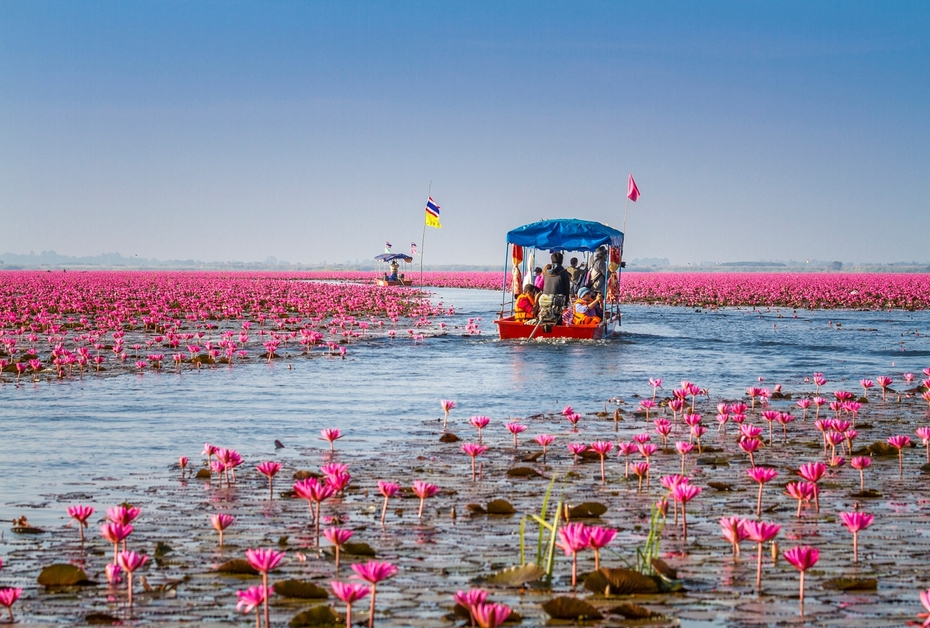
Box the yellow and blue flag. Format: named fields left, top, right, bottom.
left=425, top=197, right=441, bottom=229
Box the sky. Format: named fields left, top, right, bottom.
left=1, top=1, right=928, bottom=266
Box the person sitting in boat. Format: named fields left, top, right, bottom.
left=388, top=260, right=400, bottom=281
left=514, top=285, right=540, bottom=323
left=533, top=267, right=544, bottom=290
left=572, top=287, right=602, bottom=325
left=537, top=252, right=572, bottom=324
left=588, top=246, right=608, bottom=294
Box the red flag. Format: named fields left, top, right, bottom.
left=627, top=174, right=640, bottom=202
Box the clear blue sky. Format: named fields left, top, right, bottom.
left=1, top=2, right=928, bottom=265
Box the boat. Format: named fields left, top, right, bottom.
left=494, top=218, right=624, bottom=340
left=374, top=253, right=414, bottom=286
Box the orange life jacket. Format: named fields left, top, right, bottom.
left=515, top=293, right=536, bottom=321
left=572, top=298, right=601, bottom=325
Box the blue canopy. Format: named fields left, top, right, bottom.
left=374, top=253, right=413, bottom=263
left=505, top=219, right=624, bottom=252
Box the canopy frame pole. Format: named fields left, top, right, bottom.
left=500, top=243, right=509, bottom=316
left=419, top=181, right=431, bottom=292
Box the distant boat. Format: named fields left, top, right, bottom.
left=374, top=253, right=414, bottom=286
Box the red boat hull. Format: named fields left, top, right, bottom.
left=493, top=317, right=605, bottom=340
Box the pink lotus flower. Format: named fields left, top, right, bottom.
left=236, top=584, right=274, bottom=627
left=294, top=478, right=336, bottom=545
left=461, top=443, right=488, bottom=482
left=116, top=550, right=148, bottom=608
left=246, top=548, right=285, bottom=628
left=746, top=467, right=778, bottom=516
left=105, top=563, right=122, bottom=585
left=631, top=461, right=650, bottom=492
left=324, top=527, right=354, bottom=571
left=534, top=433, right=554, bottom=462
left=743, top=520, right=780, bottom=592
left=556, top=522, right=591, bottom=587
left=850, top=456, right=872, bottom=492
left=785, top=481, right=817, bottom=518
left=66, top=504, right=95, bottom=542
left=839, top=511, right=873, bottom=562
left=178, top=456, right=188, bottom=476
left=350, top=561, right=398, bottom=628
left=798, top=462, right=826, bottom=511
left=670, top=482, right=702, bottom=542
left=738, top=437, right=762, bottom=467
left=107, top=505, right=141, bottom=526
left=321, top=428, right=343, bottom=452
left=0, top=588, right=22, bottom=623
left=720, top=516, right=748, bottom=558
left=876, top=375, right=893, bottom=400
left=472, top=602, right=512, bottom=628
left=210, top=514, right=235, bottom=546
left=412, top=481, right=439, bottom=519
left=567, top=442, right=587, bottom=465
left=649, top=378, right=663, bottom=401
left=469, top=416, right=491, bottom=442
left=440, top=399, right=455, bottom=430
left=675, top=441, right=694, bottom=475
left=453, top=589, right=489, bottom=626
left=256, top=461, right=283, bottom=499
left=917, top=427, right=930, bottom=464
left=587, top=526, right=616, bottom=571
left=919, top=588, right=930, bottom=626
left=505, top=422, right=527, bottom=448
left=331, top=581, right=369, bottom=628
left=888, top=434, right=912, bottom=478
left=783, top=546, right=819, bottom=603
left=589, top=441, right=614, bottom=484
left=377, top=481, right=402, bottom=525
left=100, top=522, right=133, bottom=563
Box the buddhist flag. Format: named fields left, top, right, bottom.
left=627, top=174, right=640, bottom=202
left=384, top=241, right=392, bottom=253
left=425, top=197, right=441, bottom=228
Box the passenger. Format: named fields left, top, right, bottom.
left=542, top=252, right=571, bottom=300
left=388, top=261, right=400, bottom=281
left=514, top=285, right=540, bottom=322
left=572, top=287, right=603, bottom=325
left=533, top=267, right=544, bottom=290
left=588, top=247, right=608, bottom=294
left=566, top=257, right=583, bottom=284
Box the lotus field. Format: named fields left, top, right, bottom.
left=306, top=270, right=930, bottom=310
left=3, top=371, right=930, bottom=624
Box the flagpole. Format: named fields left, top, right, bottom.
left=419, top=180, right=431, bottom=291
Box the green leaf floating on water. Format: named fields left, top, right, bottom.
left=823, top=577, right=878, bottom=591
left=216, top=559, right=259, bottom=575
left=542, top=596, right=603, bottom=620
left=584, top=567, right=660, bottom=595
left=195, top=469, right=212, bottom=479
left=486, top=499, right=516, bottom=515
left=288, top=605, right=343, bottom=627
left=340, top=542, right=376, bottom=556
left=483, top=563, right=546, bottom=587
left=37, top=563, right=95, bottom=586
left=274, top=580, right=329, bottom=599
left=506, top=467, right=540, bottom=478
left=568, top=502, right=607, bottom=518
left=607, top=602, right=660, bottom=619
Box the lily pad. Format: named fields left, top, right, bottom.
left=154, top=541, right=173, bottom=557
left=486, top=499, right=516, bottom=515
left=542, top=596, right=603, bottom=620
left=12, top=525, right=45, bottom=534
left=274, top=579, right=329, bottom=599
left=288, top=605, right=343, bottom=627
left=607, top=602, right=660, bottom=619
left=466, top=503, right=487, bottom=515
left=707, top=481, right=733, bottom=491
left=216, top=559, right=259, bottom=575
left=568, top=502, right=607, bottom=518
left=439, top=433, right=461, bottom=443
left=851, top=489, right=882, bottom=498
left=823, top=577, right=877, bottom=591
left=37, top=564, right=94, bottom=586
left=521, top=451, right=542, bottom=462
left=696, top=456, right=730, bottom=466
left=85, top=612, right=120, bottom=624
left=340, top=542, right=376, bottom=557
left=506, top=467, right=540, bottom=478
left=651, top=558, right=677, bottom=580
left=484, top=564, right=546, bottom=587
left=866, top=442, right=897, bottom=457
left=293, top=470, right=321, bottom=480
left=195, top=469, right=212, bottom=479
left=584, top=567, right=660, bottom=595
